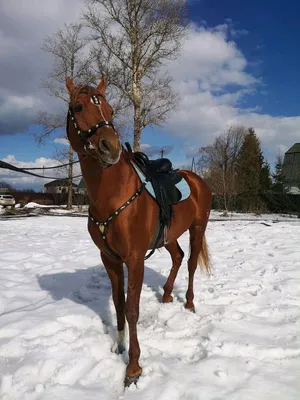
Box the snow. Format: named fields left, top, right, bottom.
left=20, top=203, right=88, bottom=215
left=23, top=202, right=51, bottom=209
left=0, top=215, right=300, bottom=399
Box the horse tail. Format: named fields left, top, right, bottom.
left=197, top=234, right=211, bottom=275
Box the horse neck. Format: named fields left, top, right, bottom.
left=79, top=151, right=137, bottom=218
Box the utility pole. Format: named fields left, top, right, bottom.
left=42, top=166, right=45, bottom=193
left=191, top=157, right=196, bottom=173
left=160, top=148, right=165, bottom=158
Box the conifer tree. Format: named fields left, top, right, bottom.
left=272, top=154, right=286, bottom=193
left=260, top=160, right=272, bottom=193
left=236, top=128, right=267, bottom=211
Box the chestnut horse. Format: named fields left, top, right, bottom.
left=66, top=75, right=212, bottom=386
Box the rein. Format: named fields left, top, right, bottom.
left=0, top=159, right=81, bottom=180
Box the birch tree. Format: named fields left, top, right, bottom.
left=35, top=23, right=93, bottom=208
left=84, top=0, right=187, bottom=150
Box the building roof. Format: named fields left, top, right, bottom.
left=44, top=179, right=78, bottom=187
left=286, top=143, right=300, bottom=154
left=283, top=143, right=300, bottom=185
left=78, top=178, right=86, bottom=189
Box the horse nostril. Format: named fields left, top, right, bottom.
left=99, top=139, right=110, bottom=153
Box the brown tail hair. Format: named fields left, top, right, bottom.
left=197, top=234, right=211, bottom=275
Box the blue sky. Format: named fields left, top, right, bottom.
left=134, top=0, right=300, bottom=164
left=1, top=0, right=300, bottom=189
left=192, top=0, right=300, bottom=116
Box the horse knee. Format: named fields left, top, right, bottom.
left=174, top=251, right=184, bottom=267
left=125, top=305, right=139, bottom=326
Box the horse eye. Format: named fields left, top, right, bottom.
left=74, top=104, right=83, bottom=113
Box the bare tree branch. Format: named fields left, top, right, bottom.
left=200, top=125, right=247, bottom=213
left=83, top=0, right=188, bottom=150
left=35, top=23, right=93, bottom=208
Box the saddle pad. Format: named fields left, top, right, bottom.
left=132, top=163, right=191, bottom=202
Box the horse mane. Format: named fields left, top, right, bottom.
left=122, top=142, right=134, bottom=164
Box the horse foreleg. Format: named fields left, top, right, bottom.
left=124, top=256, right=144, bottom=387
left=101, top=251, right=126, bottom=354
left=162, top=241, right=184, bottom=303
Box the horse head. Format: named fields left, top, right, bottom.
left=66, top=75, right=122, bottom=166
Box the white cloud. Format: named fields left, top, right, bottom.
left=0, top=1, right=299, bottom=165
left=0, top=0, right=84, bottom=134
left=0, top=88, right=42, bottom=128
left=164, top=24, right=300, bottom=162
left=168, top=24, right=257, bottom=92
left=54, top=137, right=69, bottom=146
left=140, top=143, right=174, bottom=157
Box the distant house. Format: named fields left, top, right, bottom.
left=282, top=143, right=300, bottom=195
left=77, top=178, right=88, bottom=195
left=44, top=179, right=78, bottom=194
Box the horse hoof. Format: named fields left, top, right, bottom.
left=111, top=330, right=125, bottom=354
left=124, top=374, right=140, bottom=387
left=162, top=294, right=173, bottom=303
left=111, top=342, right=125, bottom=354
left=117, top=344, right=125, bottom=354
left=185, top=303, right=196, bottom=313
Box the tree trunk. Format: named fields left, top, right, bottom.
left=222, top=165, right=228, bottom=213
left=133, top=123, right=141, bottom=151
left=132, top=70, right=142, bottom=151
left=67, top=146, right=73, bottom=209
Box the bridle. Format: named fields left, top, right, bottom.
left=67, top=92, right=116, bottom=154
left=66, top=88, right=160, bottom=261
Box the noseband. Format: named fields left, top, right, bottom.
left=68, top=93, right=116, bottom=151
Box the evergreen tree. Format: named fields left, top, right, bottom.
left=272, top=154, right=286, bottom=193
left=236, top=128, right=267, bottom=212
left=260, top=160, right=272, bottom=193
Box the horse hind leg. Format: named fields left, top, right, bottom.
left=185, top=225, right=211, bottom=312
left=162, top=241, right=184, bottom=303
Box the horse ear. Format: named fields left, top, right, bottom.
left=97, top=73, right=107, bottom=95
left=66, top=77, right=75, bottom=94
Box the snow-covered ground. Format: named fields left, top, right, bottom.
left=0, top=216, right=300, bottom=399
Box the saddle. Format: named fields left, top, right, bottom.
left=125, top=143, right=182, bottom=232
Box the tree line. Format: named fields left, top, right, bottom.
left=195, top=125, right=299, bottom=215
